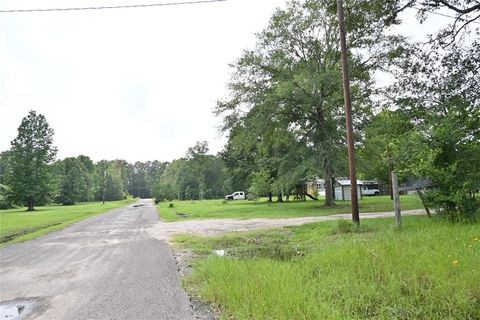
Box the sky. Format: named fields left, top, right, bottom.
left=0, top=0, right=452, bottom=163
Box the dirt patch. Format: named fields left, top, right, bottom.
left=171, top=247, right=220, bottom=320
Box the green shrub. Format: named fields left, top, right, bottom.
left=0, top=184, right=15, bottom=209
left=425, top=189, right=480, bottom=222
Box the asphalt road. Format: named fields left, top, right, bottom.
left=0, top=199, right=192, bottom=320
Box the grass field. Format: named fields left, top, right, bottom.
left=157, top=195, right=424, bottom=221
left=175, top=216, right=480, bottom=319
left=0, top=198, right=136, bottom=246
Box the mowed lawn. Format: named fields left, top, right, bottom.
left=0, top=198, right=136, bottom=246
left=175, top=216, right=480, bottom=319
left=157, top=195, right=424, bottom=221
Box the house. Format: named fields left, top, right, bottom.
left=334, top=179, right=363, bottom=201
left=306, top=178, right=326, bottom=196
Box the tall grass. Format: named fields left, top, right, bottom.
left=179, top=217, right=480, bottom=319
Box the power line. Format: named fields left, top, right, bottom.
left=0, top=0, right=226, bottom=13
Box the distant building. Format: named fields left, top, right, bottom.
left=306, top=178, right=325, bottom=196
left=334, top=179, right=363, bottom=201
left=307, top=178, right=365, bottom=200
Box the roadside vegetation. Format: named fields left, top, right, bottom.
left=0, top=198, right=136, bottom=246
left=157, top=195, right=424, bottom=222
left=175, top=216, right=480, bottom=319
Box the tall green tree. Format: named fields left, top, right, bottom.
left=6, top=110, right=57, bottom=210
left=0, top=151, right=13, bottom=209
left=152, top=143, right=225, bottom=201
left=216, top=0, right=403, bottom=206
left=357, top=109, right=413, bottom=182
left=54, top=157, right=93, bottom=205
left=94, top=160, right=125, bottom=202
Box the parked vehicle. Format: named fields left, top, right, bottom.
left=225, top=191, right=246, bottom=200
left=362, top=186, right=380, bottom=196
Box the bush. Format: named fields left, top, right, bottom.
left=169, top=203, right=174, bottom=208
left=425, top=189, right=480, bottom=223
left=0, top=184, right=15, bottom=209
left=0, top=199, right=14, bottom=210
left=247, top=193, right=258, bottom=201
left=62, top=198, right=75, bottom=206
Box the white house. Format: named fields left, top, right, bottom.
left=306, top=178, right=326, bottom=196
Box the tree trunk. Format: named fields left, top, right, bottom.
left=277, top=193, right=283, bottom=202
left=416, top=188, right=432, bottom=218
left=268, top=192, right=273, bottom=202
left=27, top=197, right=34, bottom=211
left=324, top=166, right=335, bottom=207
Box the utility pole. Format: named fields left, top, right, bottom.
left=337, top=0, right=360, bottom=224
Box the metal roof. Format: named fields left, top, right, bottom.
left=336, top=179, right=364, bottom=186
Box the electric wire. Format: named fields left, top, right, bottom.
left=0, top=0, right=226, bottom=13
left=0, top=0, right=478, bottom=26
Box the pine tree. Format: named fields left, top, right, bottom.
left=7, top=110, right=57, bottom=210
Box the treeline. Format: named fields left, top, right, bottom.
left=50, top=158, right=169, bottom=204
left=152, top=141, right=225, bottom=202
left=0, top=150, right=166, bottom=207
left=0, top=111, right=226, bottom=209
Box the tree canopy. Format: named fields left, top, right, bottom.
left=6, top=110, right=57, bottom=211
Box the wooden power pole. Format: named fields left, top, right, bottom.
left=337, top=0, right=360, bottom=224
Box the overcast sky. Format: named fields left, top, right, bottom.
left=0, top=0, right=451, bottom=163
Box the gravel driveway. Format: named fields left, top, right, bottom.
left=149, top=208, right=427, bottom=242
left=0, top=199, right=192, bottom=320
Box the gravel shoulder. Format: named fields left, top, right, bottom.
left=149, top=209, right=427, bottom=242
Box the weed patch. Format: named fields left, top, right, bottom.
left=176, top=216, right=480, bottom=319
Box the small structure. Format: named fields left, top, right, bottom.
left=334, top=179, right=363, bottom=201
left=294, top=183, right=307, bottom=201
left=306, top=178, right=326, bottom=196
